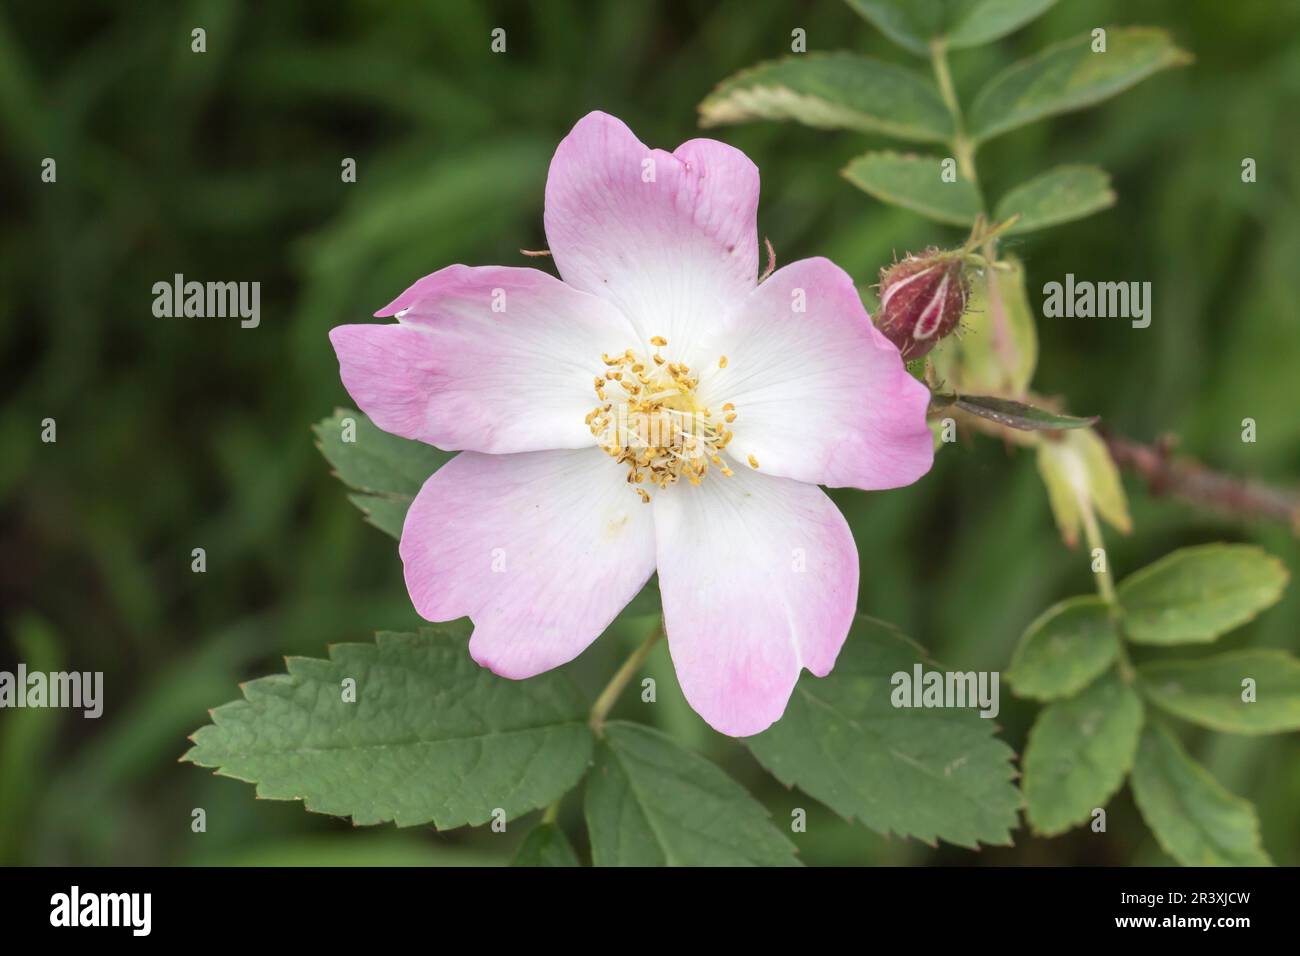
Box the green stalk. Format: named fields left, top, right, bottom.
left=1076, top=488, right=1136, bottom=683
left=589, top=618, right=663, bottom=735
left=930, top=39, right=981, bottom=202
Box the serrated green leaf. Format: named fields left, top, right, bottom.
left=585, top=721, right=798, bottom=867
left=1008, top=596, right=1120, bottom=700
left=512, top=822, right=580, bottom=867
left=953, top=394, right=1097, bottom=431
left=970, top=27, right=1191, bottom=142
left=1130, top=722, right=1272, bottom=866
left=994, top=165, right=1116, bottom=234
left=699, top=53, right=952, bottom=142
left=314, top=407, right=453, bottom=538
left=844, top=0, right=1058, bottom=56
left=344, top=493, right=409, bottom=539
left=1118, top=544, right=1289, bottom=645
left=1023, top=670, right=1142, bottom=836
left=184, top=627, right=593, bottom=829
left=314, top=407, right=449, bottom=497
left=1138, top=651, right=1300, bottom=735
left=746, top=617, right=1020, bottom=849
left=842, top=151, right=982, bottom=225
left=1036, top=427, right=1132, bottom=547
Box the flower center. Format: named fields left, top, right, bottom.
left=586, top=336, right=739, bottom=502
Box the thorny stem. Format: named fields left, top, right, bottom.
left=928, top=45, right=1293, bottom=532
left=926, top=36, right=1291, bottom=535
left=925, top=30, right=1288, bottom=686
left=947, top=404, right=1300, bottom=532
left=1102, top=430, right=1300, bottom=535
left=589, top=618, right=663, bottom=736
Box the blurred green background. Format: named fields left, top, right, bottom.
left=2, top=0, right=1297, bottom=866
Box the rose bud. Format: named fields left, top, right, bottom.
left=875, top=248, right=970, bottom=361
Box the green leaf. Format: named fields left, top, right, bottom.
left=1138, top=651, right=1300, bottom=735
left=746, top=617, right=1020, bottom=849
left=994, top=165, right=1116, bottom=234
left=945, top=0, right=1060, bottom=50
left=950, top=394, right=1097, bottom=431
left=969, top=27, right=1192, bottom=143
left=930, top=255, right=1037, bottom=397
left=842, top=151, right=982, bottom=225
left=1022, top=671, right=1142, bottom=836
left=698, top=53, right=952, bottom=142
left=1130, top=722, right=1272, bottom=866
left=1036, top=427, right=1132, bottom=547
left=843, top=0, right=1059, bottom=56
left=1117, top=544, right=1289, bottom=645
left=313, top=407, right=453, bottom=538
left=512, top=822, right=581, bottom=867
left=1007, top=596, right=1120, bottom=701
left=584, top=721, right=798, bottom=867
left=344, top=493, right=410, bottom=539
left=183, top=627, right=594, bottom=829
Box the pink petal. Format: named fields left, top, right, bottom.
left=401, top=448, right=657, bottom=678
left=698, top=257, right=934, bottom=490
left=653, top=467, right=858, bottom=737
left=330, top=265, right=637, bottom=454
left=544, top=111, right=759, bottom=364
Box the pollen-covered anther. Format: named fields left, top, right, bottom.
left=587, top=337, right=737, bottom=499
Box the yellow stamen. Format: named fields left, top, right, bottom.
left=586, top=344, right=740, bottom=497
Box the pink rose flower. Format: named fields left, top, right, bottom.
left=329, top=112, right=933, bottom=736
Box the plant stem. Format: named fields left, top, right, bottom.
left=928, top=47, right=1294, bottom=533
left=924, top=39, right=1019, bottom=412
left=1076, top=488, right=1135, bottom=681
left=930, top=39, right=980, bottom=190
left=1101, top=429, right=1300, bottom=535
left=1077, top=493, right=1116, bottom=606
left=589, top=618, right=663, bottom=735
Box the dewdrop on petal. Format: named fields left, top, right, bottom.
left=875, top=248, right=970, bottom=361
